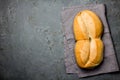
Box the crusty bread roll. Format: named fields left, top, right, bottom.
left=73, top=10, right=104, bottom=69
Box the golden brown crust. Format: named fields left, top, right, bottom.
left=73, top=10, right=104, bottom=69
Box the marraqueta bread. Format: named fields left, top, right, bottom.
left=73, top=10, right=104, bottom=69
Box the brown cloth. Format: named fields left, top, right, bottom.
left=61, top=4, right=119, bottom=78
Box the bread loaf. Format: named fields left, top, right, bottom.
left=73, top=10, right=104, bottom=69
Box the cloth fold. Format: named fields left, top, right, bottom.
left=61, top=4, right=119, bottom=78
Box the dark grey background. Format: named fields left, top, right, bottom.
left=0, top=0, right=120, bottom=80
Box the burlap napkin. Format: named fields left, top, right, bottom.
left=61, top=4, right=119, bottom=78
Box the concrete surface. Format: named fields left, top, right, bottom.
left=0, top=0, right=120, bottom=80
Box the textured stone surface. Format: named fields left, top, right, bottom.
left=0, top=0, right=120, bottom=80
